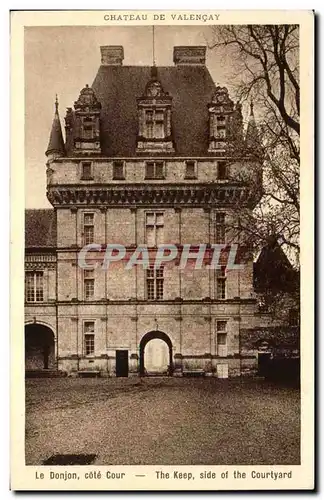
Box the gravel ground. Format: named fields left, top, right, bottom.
left=25, top=377, right=300, bottom=465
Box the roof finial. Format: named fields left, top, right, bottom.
left=55, top=94, right=59, bottom=114
left=151, top=65, right=158, bottom=80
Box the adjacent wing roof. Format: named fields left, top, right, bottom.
left=25, top=209, right=56, bottom=249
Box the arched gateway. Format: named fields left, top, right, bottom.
left=139, top=331, right=173, bottom=376
left=25, top=323, right=55, bottom=371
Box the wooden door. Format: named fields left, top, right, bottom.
left=116, top=350, right=129, bottom=377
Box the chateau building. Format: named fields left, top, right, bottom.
left=25, top=45, right=293, bottom=377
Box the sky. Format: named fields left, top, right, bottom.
left=25, top=25, right=250, bottom=208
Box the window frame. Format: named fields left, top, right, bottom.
left=145, top=211, right=164, bottom=247
left=216, top=267, right=226, bottom=300
left=216, top=320, right=228, bottom=357
left=215, top=212, right=226, bottom=244
left=83, top=269, right=95, bottom=300
left=25, top=270, right=44, bottom=303
left=218, top=161, right=228, bottom=180
left=146, top=266, right=164, bottom=301
left=83, top=321, right=95, bottom=356
left=83, top=212, right=95, bottom=246
left=184, top=160, right=197, bottom=180
left=80, top=161, right=93, bottom=181
left=112, top=160, right=125, bottom=180
left=216, top=128, right=226, bottom=139
left=145, top=161, right=165, bottom=180
left=144, top=108, right=165, bottom=139
left=82, top=117, right=94, bottom=140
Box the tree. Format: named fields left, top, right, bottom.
left=208, top=25, right=300, bottom=263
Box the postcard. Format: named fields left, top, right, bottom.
left=10, top=10, right=314, bottom=491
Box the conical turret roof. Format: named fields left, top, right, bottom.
left=45, top=96, right=65, bottom=157
left=245, top=102, right=262, bottom=153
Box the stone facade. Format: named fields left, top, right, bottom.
left=25, top=45, right=295, bottom=377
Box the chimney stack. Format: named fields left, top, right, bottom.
left=100, top=45, right=124, bottom=66
left=173, top=46, right=206, bottom=66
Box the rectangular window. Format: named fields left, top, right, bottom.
left=146, top=162, right=154, bottom=179
left=145, top=161, right=165, bottom=179
left=81, top=161, right=93, bottom=180
left=145, top=109, right=165, bottom=139
left=25, top=271, right=44, bottom=303
left=154, top=109, right=164, bottom=139
left=155, top=109, right=164, bottom=122
left=84, top=321, right=95, bottom=355
left=83, top=124, right=93, bottom=140
left=215, top=212, right=226, bottom=244
left=216, top=128, right=226, bottom=139
left=146, top=110, right=154, bottom=138
left=218, top=161, right=228, bottom=180
left=216, top=267, right=226, bottom=299
left=113, top=161, right=125, bottom=180
left=146, top=212, right=164, bottom=246
left=146, top=267, right=164, bottom=300
left=83, top=213, right=94, bottom=245
left=84, top=269, right=94, bottom=300
left=185, top=160, right=197, bottom=179
left=217, top=320, right=227, bottom=357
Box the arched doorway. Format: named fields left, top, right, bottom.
left=25, top=323, right=55, bottom=371
left=139, top=331, right=173, bottom=376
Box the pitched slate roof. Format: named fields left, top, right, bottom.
left=25, top=209, right=56, bottom=249
left=88, top=65, right=217, bottom=157
left=254, top=240, right=299, bottom=293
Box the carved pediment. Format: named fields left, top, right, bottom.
left=74, top=85, right=101, bottom=113
left=145, top=80, right=167, bottom=98
left=210, top=86, right=234, bottom=110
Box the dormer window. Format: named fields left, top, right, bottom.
left=208, top=86, right=234, bottom=154
left=136, top=67, right=175, bottom=154
left=72, top=84, right=102, bottom=155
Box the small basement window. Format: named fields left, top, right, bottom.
left=113, top=161, right=125, bottom=180
left=81, top=162, right=93, bottom=180
left=218, top=161, right=228, bottom=180
left=185, top=160, right=197, bottom=179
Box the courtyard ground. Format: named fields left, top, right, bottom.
left=25, top=377, right=300, bottom=465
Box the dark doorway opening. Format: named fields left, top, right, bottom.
left=258, top=352, right=272, bottom=377
left=139, top=331, right=173, bottom=376
left=116, top=350, right=129, bottom=377
left=25, top=323, right=55, bottom=371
